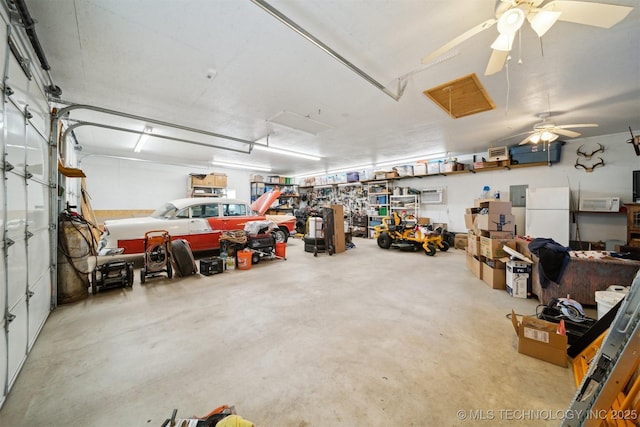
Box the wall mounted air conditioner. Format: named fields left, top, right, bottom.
left=422, top=188, right=444, bottom=204
left=487, top=146, right=509, bottom=162
left=579, top=197, right=620, bottom=212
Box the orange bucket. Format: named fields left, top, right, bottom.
left=275, top=242, right=286, bottom=258
left=237, top=250, right=252, bottom=270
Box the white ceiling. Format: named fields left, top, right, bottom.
left=23, top=0, right=640, bottom=176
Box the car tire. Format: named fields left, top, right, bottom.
left=171, top=239, right=196, bottom=276
left=273, top=227, right=289, bottom=244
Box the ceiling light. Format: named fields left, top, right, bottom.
left=253, top=144, right=321, bottom=161
left=529, top=10, right=561, bottom=37
left=497, top=8, right=525, bottom=35
left=134, top=126, right=153, bottom=153
left=490, top=33, right=516, bottom=51
left=529, top=133, right=541, bottom=144
left=211, top=159, right=272, bottom=172
left=540, top=131, right=559, bottom=142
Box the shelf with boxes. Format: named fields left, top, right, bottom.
left=250, top=177, right=299, bottom=213
left=465, top=199, right=532, bottom=297
left=189, top=173, right=227, bottom=197
left=389, top=194, right=419, bottom=220
left=366, top=180, right=390, bottom=237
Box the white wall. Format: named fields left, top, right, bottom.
left=395, top=131, right=639, bottom=243
left=80, top=156, right=254, bottom=209
left=79, top=131, right=639, bottom=244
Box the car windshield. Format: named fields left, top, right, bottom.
left=150, top=203, right=178, bottom=219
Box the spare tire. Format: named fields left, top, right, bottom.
left=171, top=239, right=197, bottom=276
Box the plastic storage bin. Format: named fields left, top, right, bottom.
left=510, top=141, right=565, bottom=164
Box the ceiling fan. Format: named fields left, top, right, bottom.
left=421, top=0, right=634, bottom=75
left=517, top=113, right=598, bottom=145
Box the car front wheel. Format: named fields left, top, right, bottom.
left=273, top=227, right=289, bottom=243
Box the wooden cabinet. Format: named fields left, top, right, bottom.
left=626, top=204, right=640, bottom=247
left=189, top=173, right=226, bottom=197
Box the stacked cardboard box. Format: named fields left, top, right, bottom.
left=464, top=204, right=482, bottom=279
left=474, top=200, right=516, bottom=289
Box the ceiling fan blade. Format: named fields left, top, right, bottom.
left=484, top=49, right=509, bottom=75
left=543, top=1, right=633, bottom=29
left=421, top=18, right=497, bottom=64
left=519, top=134, right=535, bottom=145
left=557, top=123, right=599, bottom=129
left=527, top=10, right=562, bottom=37
left=553, top=128, right=581, bottom=138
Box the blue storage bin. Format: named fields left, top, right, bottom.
left=510, top=141, right=565, bottom=164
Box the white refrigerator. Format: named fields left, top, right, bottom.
left=525, top=187, right=570, bottom=247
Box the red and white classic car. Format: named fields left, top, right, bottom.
left=98, top=190, right=295, bottom=254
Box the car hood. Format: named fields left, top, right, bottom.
left=251, top=190, right=282, bottom=215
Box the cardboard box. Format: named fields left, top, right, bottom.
left=506, top=259, right=532, bottom=298
left=417, top=217, right=430, bottom=225
left=467, top=234, right=481, bottom=257
left=190, top=174, right=216, bottom=187
left=481, top=230, right=514, bottom=239
left=511, top=310, right=568, bottom=367
left=386, top=171, right=399, bottom=179
left=478, top=200, right=513, bottom=215
left=454, top=233, right=468, bottom=250
left=214, top=174, right=227, bottom=188
left=476, top=213, right=515, bottom=232
left=480, top=236, right=516, bottom=259
left=482, top=260, right=506, bottom=289
left=464, top=213, right=477, bottom=230
left=466, top=254, right=482, bottom=279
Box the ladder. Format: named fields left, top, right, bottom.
left=562, top=271, right=640, bottom=427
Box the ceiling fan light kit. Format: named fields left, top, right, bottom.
left=422, top=0, right=634, bottom=76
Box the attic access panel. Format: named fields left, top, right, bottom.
left=423, top=73, right=495, bottom=119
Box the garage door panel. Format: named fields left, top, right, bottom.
left=28, top=95, right=51, bottom=140
left=5, top=104, right=26, bottom=174
left=27, top=229, right=50, bottom=286
left=0, top=246, right=5, bottom=320
left=7, top=54, right=29, bottom=108
left=0, top=316, right=6, bottom=407
left=27, top=276, right=51, bottom=350
left=7, top=238, right=27, bottom=309
left=27, top=181, right=48, bottom=231
left=26, top=125, right=48, bottom=182
left=7, top=297, right=28, bottom=389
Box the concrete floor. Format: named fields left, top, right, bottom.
left=0, top=238, right=581, bottom=426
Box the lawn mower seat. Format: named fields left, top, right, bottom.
left=388, top=212, right=405, bottom=233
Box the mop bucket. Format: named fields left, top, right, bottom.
left=237, top=250, right=252, bottom=270
left=275, top=242, right=287, bottom=258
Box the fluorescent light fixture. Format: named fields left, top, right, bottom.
left=134, top=126, right=153, bottom=152
left=253, top=144, right=321, bottom=161
left=375, top=153, right=447, bottom=169
left=211, top=159, right=272, bottom=172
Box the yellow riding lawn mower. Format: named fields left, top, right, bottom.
left=374, top=211, right=449, bottom=256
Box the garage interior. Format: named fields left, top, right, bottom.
left=1, top=1, right=640, bottom=426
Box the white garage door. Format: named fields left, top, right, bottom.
left=0, top=9, right=55, bottom=408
